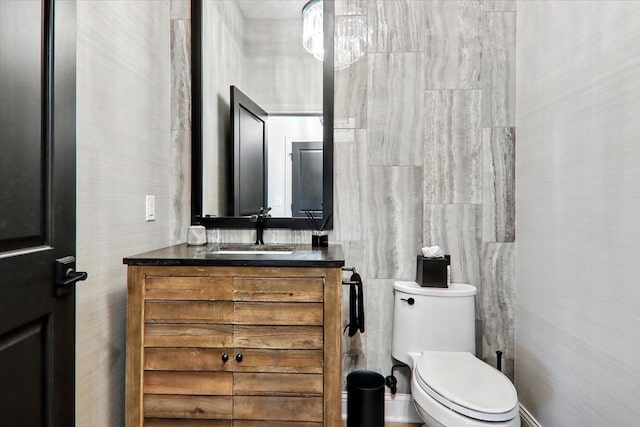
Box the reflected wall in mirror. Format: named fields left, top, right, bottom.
left=192, top=0, right=334, bottom=229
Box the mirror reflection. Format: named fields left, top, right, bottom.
left=200, top=0, right=324, bottom=219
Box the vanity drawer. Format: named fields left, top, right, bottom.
left=145, top=301, right=320, bottom=326
left=144, top=324, right=322, bottom=349
left=144, top=348, right=322, bottom=373
left=233, top=422, right=321, bottom=427
left=234, top=372, right=323, bottom=396
left=144, top=394, right=232, bottom=419
left=233, top=278, right=323, bottom=302
left=144, top=371, right=232, bottom=395
left=144, top=347, right=233, bottom=371
left=231, top=349, right=323, bottom=374
left=234, top=396, right=323, bottom=422
left=145, top=276, right=233, bottom=300
left=144, top=276, right=323, bottom=303
left=233, top=325, right=323, bottom=349
left=145, top=301, right=233, bottom=323
left=144, top=372, right=322, bottom=397
left=234, top=302, right=323, bottom=325
left=145, top=420, right=231, bottom=427
left=145, top=324, right=233, bottom=347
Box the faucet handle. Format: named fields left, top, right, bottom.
left=256, top=207, right=272, bottom=218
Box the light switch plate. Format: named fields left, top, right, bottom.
left=145, top=195, right=156, bottom=221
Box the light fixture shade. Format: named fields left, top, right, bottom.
left=302, top=0, right=367, bottom=69
left=302, top=0, right=324, bottom=61
left=334, top=15, right=366, bottom=70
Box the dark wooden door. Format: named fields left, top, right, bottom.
left=291, top=141, right=323, bottom=218
left=231, top=86, right=268, bottom=216
left=0, top=0, right=78, bottom=425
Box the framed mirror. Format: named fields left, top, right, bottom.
left=191, top=0, right=334, bottom=229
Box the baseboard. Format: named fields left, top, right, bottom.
left=341, top=393, right=541, bottom=426
left=341, top=392, right=423, bottom=423
left=520, top=404, right=542, bottom=427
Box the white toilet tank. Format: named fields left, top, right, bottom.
left=392, top=281, right=477, bottom=366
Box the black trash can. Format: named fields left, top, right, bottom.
left=346, top=370, right=385, bottom=427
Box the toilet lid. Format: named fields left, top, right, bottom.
left=415, top=351, right=519, bottom=422
left=393, top=281, right=477, bottom=297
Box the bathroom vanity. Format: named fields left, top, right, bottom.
left=123, top=244, right=344, bottom=427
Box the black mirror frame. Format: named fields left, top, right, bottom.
left=191, top=0, right=334, bottom=229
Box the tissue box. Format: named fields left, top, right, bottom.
left=416, top=255, right=450, bottom=288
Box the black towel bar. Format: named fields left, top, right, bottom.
left=342, top=280, right=359, bottom=285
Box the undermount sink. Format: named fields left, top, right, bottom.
left=206, top=244, right=294, bottom=255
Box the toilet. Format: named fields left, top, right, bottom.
left=392, top=281, right=520, bottom=427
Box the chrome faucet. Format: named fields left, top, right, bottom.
left=251, top=207, right=271, bottom=245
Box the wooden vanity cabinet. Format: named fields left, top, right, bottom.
left=125, top=265, right=342, bottom=427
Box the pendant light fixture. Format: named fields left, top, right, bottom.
left=302, top=0, right=324, bottom=61
left=302, top=0, right=366, bottom=70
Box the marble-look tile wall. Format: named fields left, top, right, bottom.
left=171, top=0, right=192, bottom=244
left=335, top=0, right=517, bottom=388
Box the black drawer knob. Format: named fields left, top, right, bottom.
left=221, top=353, right=229, bottom=363
left=235, top=353, right=243, bottom=362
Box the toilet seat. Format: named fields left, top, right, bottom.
left=415, top=351, right=519, bottom=422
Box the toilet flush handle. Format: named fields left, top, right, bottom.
left=401, top=297, right=415, bottom=305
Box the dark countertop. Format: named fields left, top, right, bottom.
left=123, top=243, right=345, bottom=268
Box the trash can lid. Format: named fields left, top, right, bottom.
left=347, top=370, right=385, bottom=389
